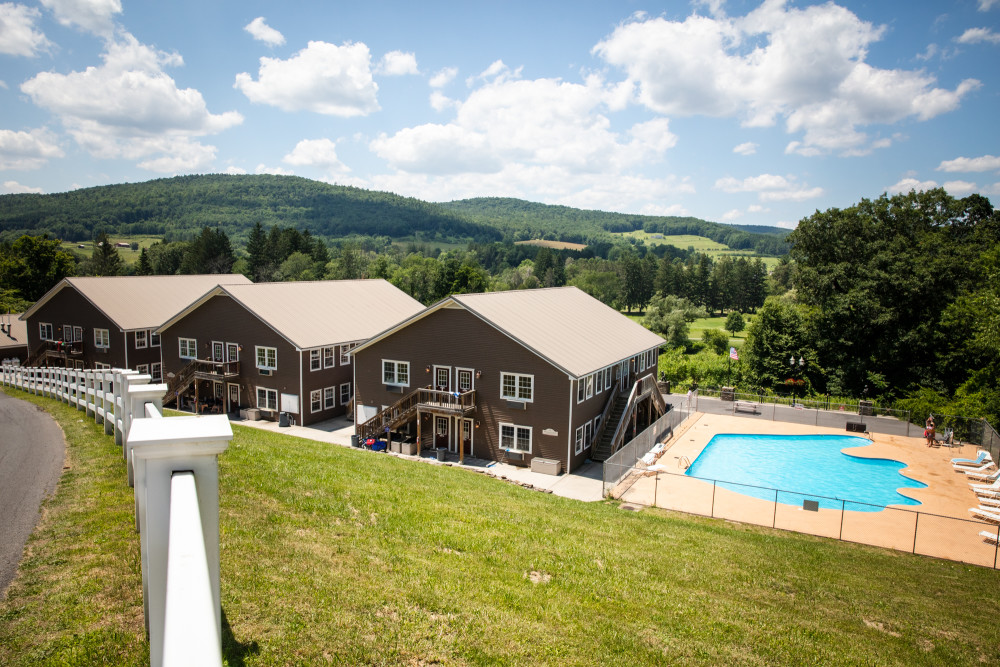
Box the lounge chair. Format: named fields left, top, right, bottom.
left=952, top=450, right=992, bottom=466
left=981, top=531, right=999, bottom=545
left=969, top=507, right=1000, bottom=523
left=956, top=461, right=997, bottom=474
left=979, top=497, right=1000, bottom=508
left=977, top=489, right=1000, bottom=500
left=966, top=469, right=1000, bottom=483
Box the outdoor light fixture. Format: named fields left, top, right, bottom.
left=475, top=370, right=482, bottom=379
left=425, top=365, right=430, bottom=373
left=475, top=420, right=480, bottom=428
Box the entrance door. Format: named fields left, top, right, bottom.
left=435, top=416, right=449, bottom=448
left=227, top=383, right=240, bottom=413
left=433, top=365, right=450, bottom=391
left=226, top=343, right=239, bottom=362
left=456, top=368, right=474, bottom=393
left=212, top=341, right=224, bottom=362
left=460, top=418, right=473, bottom=456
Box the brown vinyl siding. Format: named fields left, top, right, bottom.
left=25, top=286, right=126, bottom=369
left=355, top=307, right=574, bottom=467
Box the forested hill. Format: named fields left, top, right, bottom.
left=0, top=174, right=788, bottom=254
left=0, top=174, right=500, bottom=245
left=441, top=197, right=790, bottom=255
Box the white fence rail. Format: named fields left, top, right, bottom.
left=1, top=365, right=231, bottom=667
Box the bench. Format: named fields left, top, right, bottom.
left=734, top=400, right=760, bottom=414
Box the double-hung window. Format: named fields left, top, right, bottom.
left=39, top=323, right=53, bottom=340
left=586, top=374, right=594, bottom=399
left=500, top=372, right=533, bottom=402
left=151, top=362, right=162, bottom=382
left=310, top=389, right=322, bottom=413
left=256, top=387, right=278, bottom=411
left=150, top=331, right=160, bottom=347
left=179, top=338, right=197, bottom=359
left=323, top=346, right=335, bottom=368
left=500, top=423, right=532, bottom=453
left=383, top=360, right=409, bottom=386
left=574, top=425, right=584, bottom=455
left=324, top=386, right=336, bottom=409
left=94, top=328, right=110, bottom=348
left=256, top=346, right=277, bottom=370
left=340, top=343, right=356, bottom=365
left=310, top=350, right=322, bottom=371
left=340, top=383, right=351, bottom=405
left=135, top=330, right=147, bottom=349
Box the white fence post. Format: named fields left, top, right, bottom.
left=126, top=381, right=162, bottom=489
left=129, top=414, right=231, bottom=667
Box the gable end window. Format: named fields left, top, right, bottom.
left=256, top=346, right=277, bottom=370
left=94, top=328, right=110, bottom=348
left=39, top=323, right=53, bottom=341
left=383, top=360, right=410, bottom=386
left=179, top=338, right=197, bottom=359
left=500, top=372, right=533, bottom=402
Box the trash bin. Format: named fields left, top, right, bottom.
left=436, top=448, right=447, bottom=461
left=350, top=434, right=359, bottom=448
left=279, top=412, right=290, bottom=427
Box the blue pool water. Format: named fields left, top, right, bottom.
left=685, top=434, right=926, bottom=512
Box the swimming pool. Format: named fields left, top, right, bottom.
left=685, top=434, right=926, bottom=512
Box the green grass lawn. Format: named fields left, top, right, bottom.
left=3, top=386, right=1000, bottom=665
left=60, top=235, right=162, bottom=266
left=613, top=232, right=781, bottom=270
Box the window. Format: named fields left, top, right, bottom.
left=135, top=330, right=147, bottom=349
left=457, top=369, right=473, bottom=392
left=500, top=372, right=533, bottom=402
left=596, top=370, right=603, bottom=394
left=62, top=324, right=71, bottom=342
left=340, top=343, right=356, bottom=365
left=73, top=326, right=83, bottom=343
left=310, top=389, right=322, bottom=413
left=136, top=364, right=149, bottom=375
left=383, top=360, right=409, bottom=386
left=577, top=378, right=585, bottom=403
left=310, top=350, right=321, bottom=371
left=94, top=328, right=110, bottom=348
left=340, top=383, right=351, bottom=405
left=586, top=374, right=594, bottom=399
left=179, top=338, right=197, bottom=359
left=575, top=425, right=584, bottom=455
left=500, top=423, right=532, bottom=453
left=324, top=386, right=335, bottom=409
left=256, top=346, right=277, bottom=370
left=323, top=346, right=335, bottom=368
left=604, top=367, right=612, bottom=391
left=151, top=362, right=162, bottom=382
left=39, top=323, right=53, bottom=341
left=94, top=362, right=110, bottom=370
left=150, top=331, right=160, bottom=347
left=256, top=387, right=278, bottom=411
left=584, top=421, right=593, bottom=449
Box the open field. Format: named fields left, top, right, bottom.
left=515, top=239, right=589, bottom=251
left=59, top=235, right=161, bottom=266
left=614, top=231, right=782, bottom=270
left=2, top=386, right=999, bottom=665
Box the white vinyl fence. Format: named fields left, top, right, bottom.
left=1, top=365, right=231, bottom=667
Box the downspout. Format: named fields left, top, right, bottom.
left=123, top=329, right=129, bottom=370
left=298, top=349, right=303, bottom=424
left=566, top=374, right=575, bottom=471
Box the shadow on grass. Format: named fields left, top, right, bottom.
left=222, top=608, right=259, bottom=666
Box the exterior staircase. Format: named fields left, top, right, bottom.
left=592, top=393, right=630, bottom=461
left=162, top=359, right=240, bottom=407
left=591, top=372, right=668, bottom=462
left=357, top=387, right=475, bottom=441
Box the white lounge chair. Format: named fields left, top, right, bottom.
left=979, top=497, right=1000, bottom=508
left=957, top=461, right=998, bottom=474
left=977, top=489, right=1000, bottom=500
left=952, top=450, right=992, bottom=466
left=969, top=507, right=1000, bottom=523
left=966, top=469, right=1000, bottom=483
left=971, top=478, right=1000, bottom=493
left=981, top=531, right=999, bottom=545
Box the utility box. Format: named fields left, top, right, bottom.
left=531, top=457, right=562, bottom=476
left=720, top=387, right=735, bottom=402
left=240, top=408, right=261, bottom=421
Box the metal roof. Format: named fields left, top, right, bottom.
left=22, top=275, right=252, bottom=331
left=356, top=286, right=664, bottom=378
left=0, top=313, right=27, bottom=350
left=190, top=280, right=425, bottom=350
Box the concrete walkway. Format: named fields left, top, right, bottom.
left=226, top=414, right=606, bottom=502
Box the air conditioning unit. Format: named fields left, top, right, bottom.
left=259, top=368, right=272, bottom=376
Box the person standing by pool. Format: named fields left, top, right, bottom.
left=925, top=415, right=936, bottom=447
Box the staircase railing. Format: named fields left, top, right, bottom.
left=592, top=381, right=622, bottom=448
left=357, top=387, right=475, bottom=441
left=605, top=372, right=663, bottom=458
left=163, top=359, right=240, bottom=407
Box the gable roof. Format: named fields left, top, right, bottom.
left=159, top=280, right=425, bottom=350
left=21, top=275, right=252, bottom=331
left=357, top=286, right=665, bottom=378
left=0, top=314, right=27, bottom=351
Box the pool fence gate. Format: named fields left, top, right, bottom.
left=1, top=365, right=231, bottom=667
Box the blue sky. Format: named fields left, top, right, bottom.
left=1, top=0, right=998, bottom=228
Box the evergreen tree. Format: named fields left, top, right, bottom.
left=134, top=247, right=153, bottom=276
left=91, top=232, right=123, bottom=277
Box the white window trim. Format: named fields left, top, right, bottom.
left=500, top=372, right=534, bottom=402
left=310, top=349, right=322, bottom=371
left=256, top=346, right=277, bottom=370
left=136, top=363, right=149, bottom=375
left=340, top=343, right=356, bottom=366
left=310, top=389, right=322, bottom=413
left=499, top=423, right=532, bottom=454
left=340, top=382, right=351, bottom=405
left=94, top=328, right=110, bottom=349
left=150, top=331, right=160, bottom=347
left=73, top=326, right=83, bottom=343
left=584, top=421, right=593, bottom=450
left=256, top=386, right=278, bottom=411
left=135, top=330, right=148, bottom=349
left=179, top=338, right=197, bottom=360
left=323, top=346, right=335, bottom=369
left=324, top=386, right=336, bottom=409
left=39, top=323, right=53, bottom=341
left=382, top=359, right=410, bottom=386
left=574, top=425, right=584, bottom=455
left=586, top=374, right=594, bottom=399
left=151, top=362, right=162, bottom=383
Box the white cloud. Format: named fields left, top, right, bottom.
left=254, top=164, right=294, bottom=175
left=887, top=177, right=939, bottom=193
left=429, top=91, right=456, bottom=112
left=39, top=0, right=120, bottom=36
left=21, top=33, right=241, bottom=170
left=0, top=127, right=64, bottom=169
left=943, top=180, right=978, bottom=195
left=733, top=141, right=757, bottom=156
left=640, top=202, right=690, bottom=216
left=234, top=41, right=380, bottom=116
left=979, top=0, right=999, bottom=11
left=983, top=182, right=1000, bottom=195
left=2, top=180, right=44, bottom=194
left=244, top=17, right=285, bottom=46
left=937, top=154, right=1000, bottom=172
left=429, top=67, right=457, bottom=88
left=721, top=208, right=743, bottom=221
left=224, top=165, right=247, bottom=175
left=714, top=173, right=823, bottom=201
left=593, top=2, right=979, bottom=156
left=283, top=138, right=349, bottom=172
left=748, top=204, right=765, bottom=213
left=0, top=3, right=52, bottom=56
left=956, top=27, right=1000, bottom=44
left=377, top=50, right=418, bottom=76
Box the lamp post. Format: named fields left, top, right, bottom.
left=789, top=355, right=805, bottom=406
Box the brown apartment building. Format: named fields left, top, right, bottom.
left=352, top=287, right=665, bottom=473
left=157, top=280, right=424, bottom=426
left=20, top=275, right=251, bottom=377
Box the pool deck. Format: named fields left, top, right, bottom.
left=616, top=413, right=999, bottom=568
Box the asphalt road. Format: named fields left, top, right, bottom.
left=0, top=390, right=65, bottom=598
